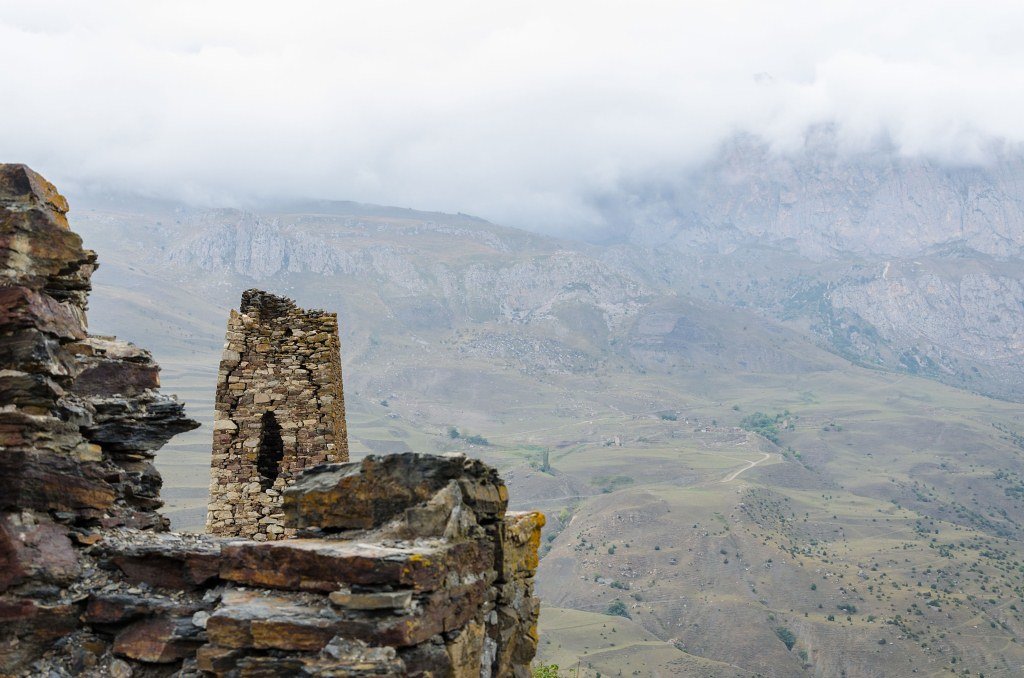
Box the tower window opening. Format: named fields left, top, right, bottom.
left=257, top=411, right=284, bottom=490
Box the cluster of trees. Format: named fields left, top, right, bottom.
left=739, top=410, right=793, bottom=444
left=447, top=426, right=490, bottom=446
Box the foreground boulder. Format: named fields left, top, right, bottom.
left=199, top=453, right=544, bottom=676
left=283, top=452, right=509, bottom=535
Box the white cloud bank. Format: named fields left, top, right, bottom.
left=2, top=1, right=1024, bottom=233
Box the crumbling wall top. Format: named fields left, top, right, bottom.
left=239, top=288, right=334, bottom=321
left=239, top=288, right=297, bottom=318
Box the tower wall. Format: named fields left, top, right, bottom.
left=207, top=289, right=348, bottom=539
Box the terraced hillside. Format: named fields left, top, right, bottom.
left=70, top=195, right=1024, bottom=676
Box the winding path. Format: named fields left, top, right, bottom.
left=720, top=451, right=772, bottom=483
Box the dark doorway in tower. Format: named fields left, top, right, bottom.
left=257, top=411, right=284, bottom=490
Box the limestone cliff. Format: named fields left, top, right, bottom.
left=598, top=134, right=1024, bottom=398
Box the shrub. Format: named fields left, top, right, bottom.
left=775, top=626, right=797, bottom=650
left=606, top=600, right=630, bottom=618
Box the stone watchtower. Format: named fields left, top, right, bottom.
left=207, top=289, right=349, bottom=539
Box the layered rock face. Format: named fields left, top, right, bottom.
left=198, top=454, right=543, bottom=676
left=0, top=165, right=543, bottom=676
left=0, top=163, right=200, bottom=528
left=208, top=289, right=348, bottom=540
left=0, top=163, right=201, bottom=670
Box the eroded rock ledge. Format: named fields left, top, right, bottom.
left=0, top=165, right=543, bottom=677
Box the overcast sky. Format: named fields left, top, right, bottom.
left=2, top=1, right=1024, bottom=233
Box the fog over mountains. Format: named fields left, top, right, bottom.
left=570, top=134, right=1024, bottom=401
left=10, top=3, right=1024, bottom=674
left=7, top=2, right=1024, bottom=233
left=603, top=134, right=1024, bottom=258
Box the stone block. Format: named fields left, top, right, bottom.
left=283, top=453, right=508, bottom=531
left=0, top=286, right=86, bottom=340
left=0, top=512, right=80, bottom=592
left=0, top=449, right=115, bottom=514
left=205, top=589, right=336, bottom=651
left=112, top=616, right=203, bottom=663
left=100, top=533, right=222, bottom=591
left=328, top=589, right=413, bottom=610
left=219, top=537, right=492, bottom=592
left=499, top=511, right=546, bottom=581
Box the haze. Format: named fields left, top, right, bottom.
left=2, top=0, right=1024, bottom=234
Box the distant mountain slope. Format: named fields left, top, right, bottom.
left=594, top=135, right=1024, bottom=399
left=608, top=133, right=1024, bottom=260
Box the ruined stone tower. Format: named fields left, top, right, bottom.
left=207, top=289, right=349, bottom=539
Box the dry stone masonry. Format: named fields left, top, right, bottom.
left=0, top=164, right=543, bottom=676
left=208, top=288, right=349, bottom=540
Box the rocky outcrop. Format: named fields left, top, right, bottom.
left=0, top=164, right=199, bottom=528
left=0, top=165, right=543, bottom=676
left=197, top=453, right=543, bottom=676
left=0, top=163, right=201, bottom=672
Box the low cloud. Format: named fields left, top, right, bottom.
left=2, top=1, right=1023, bottom=234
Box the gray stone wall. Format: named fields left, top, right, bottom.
left=207, top=289, right=349, bottom=540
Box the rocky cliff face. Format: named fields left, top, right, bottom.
left=612, top=133, right=1024, bottom=260
left=0, top=164, right=199, bottom=530
left=595, top=134, right=1024, bottom=398
left=0, top=165, right=543, bottom=677
left=163, top=208, right=650, bottom=335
